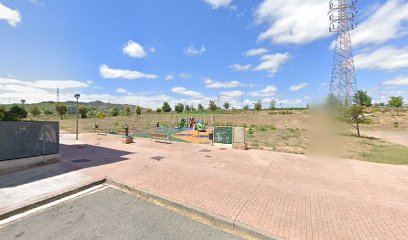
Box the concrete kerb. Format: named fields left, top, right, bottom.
left=1, top=175, right=281, bottom=240
left=0, top=178, right=106, bottom=221
left=106, top=178, right=283, bottom=240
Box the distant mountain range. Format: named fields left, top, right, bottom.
left=0, top=101, right=136, bottom=111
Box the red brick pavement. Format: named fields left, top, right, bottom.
left=61, top=134, right=408, bottom=240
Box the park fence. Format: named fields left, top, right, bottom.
left=0, top=121, right=59, bottom=161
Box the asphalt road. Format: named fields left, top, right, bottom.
left=0, top=187, right=241, bottom=240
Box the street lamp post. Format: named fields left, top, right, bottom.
left=74, top=93, right=80, bottom=140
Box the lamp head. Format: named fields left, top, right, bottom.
left=74, top=93, right=80, bottom=99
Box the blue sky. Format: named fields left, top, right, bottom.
left=0, top=0, right=408, bottom=108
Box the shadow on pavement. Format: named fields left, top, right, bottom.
left=0, top=144, right=133, bottom=188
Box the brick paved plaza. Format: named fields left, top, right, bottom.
left=55, top=133, right=408, bottom=240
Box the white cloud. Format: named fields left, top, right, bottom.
left=179, top=72, right=192, bottom=79
left=249, top=85, right=277, bottom=97
left=116, top=88, right=128, bottom=94
left=253, top=53, right=290, bottom=76
left=0, top=77, right=90, bottom=104
left=0, top=3, right=21, bottom=27
left=354, top=46, right=408, bottom=71
left=384, top=76, right=408, bottom=86
left=220, top=90, right=244, bottom=98
left=165, top=75, right=174, bottom=81
left=289, top=82, right=308, bottom=91
left=122, top=40, right=146, bottom=58
left=255, top=0, right=329, bottom=45
left=203, top=0, right=232, bottom=9
left=184, top=45, right=206, bottom=57
left=0, top=77, right=89, bottom=90
left=204, top=78, right=242, bottom=88
left=244, top=48, right=269, bottom=57
left=171, top=87, right=203, bottom=99
left=352, top=0, right=408, bottom=47
left=99, top=64, right=158, bottom=80
left=229, top=63, right=251, bottom=71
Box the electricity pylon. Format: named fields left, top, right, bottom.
left=329, top=0, right=358, bottom=106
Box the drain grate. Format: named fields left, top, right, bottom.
left=199, top=149, right=212, bottom=153
left=150, top=156, right=165, bottom=161
left=71, top=158, right=91, bottom=163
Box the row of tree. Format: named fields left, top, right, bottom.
left=327, top=91, right=405, bottom=138
left=328, top=91, right=404, bottom=115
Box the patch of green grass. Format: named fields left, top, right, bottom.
left=259, top=126, right=267, bottom=131
left=360, top=142, right=408, bottom=165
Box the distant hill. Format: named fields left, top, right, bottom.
left=0, top=101, right=136, bottom=112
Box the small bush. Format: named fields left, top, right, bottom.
left=259, top=126, right=267, bottom=131
left=394, top=121, right=399, bottom=128
left=248, top=128, right=254, bottom=135
left=96, top=112, right=105, bottom=118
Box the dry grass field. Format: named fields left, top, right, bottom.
left=30, top=108, right=408, bottom=164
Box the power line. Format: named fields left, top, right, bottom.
left=329, top=0, right=358, bottom=106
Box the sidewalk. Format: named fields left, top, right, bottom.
left=61, top=134, right=408, bottom=240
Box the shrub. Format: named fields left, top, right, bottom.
left=394, top=121, right=399, bottom=128
left=78, top=105, right=88, bottom=118
left=96, top=112, right=105, bottom=118
left=248, top=128, right=254, bottom=135
left=259, top=126, right=267, bottom=131
left=124, top=105, right=131, bottom=116
left=175, top=103, right=184, bottom=113
left=44, top=110, right=54, bottom=115
left=3, top=105, right=28, bottom=121
left=146, top=108, right=152, bottom=113
left=156, top=108, right=162, bottom=113
left=29, top=107, right=41, bottom=116
left=111, top=107, right=120, bottom=117
left=55, top=103, right=68, bottom=120
left=162, top=102, right=172, bottom=113
left=135, top=106, right=142, bottom=115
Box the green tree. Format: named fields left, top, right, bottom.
left=111, top=107, right=120, bottom=117
left=0, top=107, right=6, bottom=121
left=146, top=108, right=152, bottom=113
left=198, top=103, right=204, bottom=111
left=4, top=105, right=28, bottom=121
left=353, top=90, right=372, bottom=107
left=223, top=102, right=230, bottom=110
left=78, top=105, right=88, bottom=119
left=55, top=103, right=68, bottom=120
left=156, top=108, right=162, bottom=113
left=96, top=112, right=105, bottom=118
left=125, top=105, right=131, bottom=116
left=269, top=100, right=276, bottom=110
left=185, top=105, right=191, bottom=112
left=175, top=103, right=184, bottom=113
left=44, top=110, right=53, bottom=115
left=162, top=102, right=172, bottom=113
left=254, top=101, right=262, bottom=114
left=29, top=107, right=41, bottom=116
left=388, top=96, right=404, bottom=116
left=342, top=106, right=365, bottom=137
left=135, top=106, right=142, bottom=116
left=208, top=100, right=217, bottom=112
left=243, top=104, right=249, bottom=112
